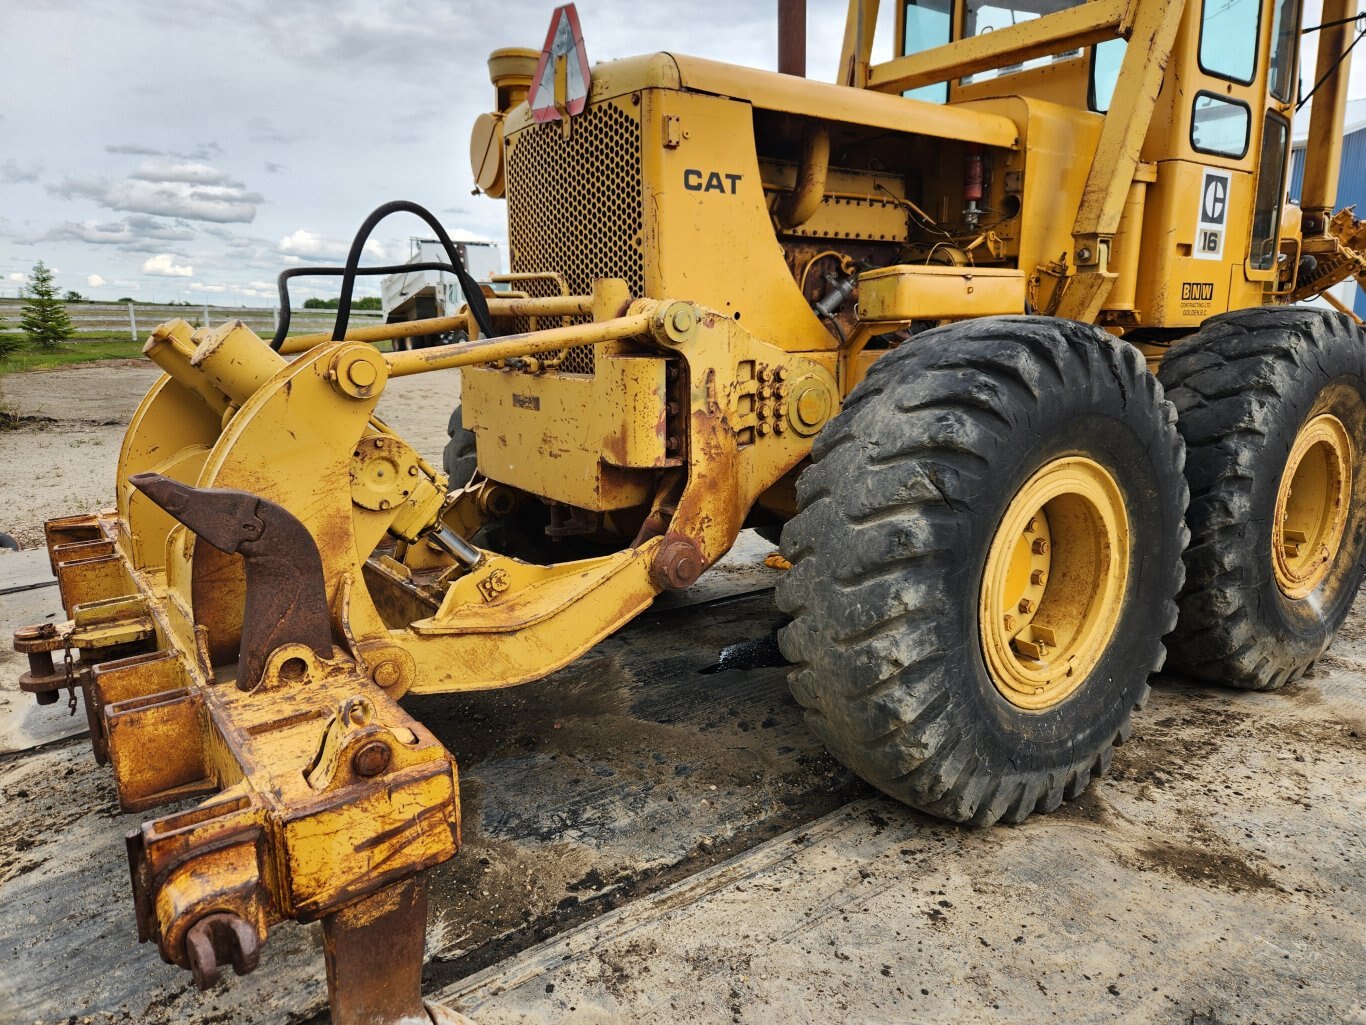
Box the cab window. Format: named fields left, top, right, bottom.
left=962, top=0, right=1087, bottom=84
left=1199, top=0, right=1262, bottom=84
left=902, top=0, right=953, bottom=102
left=1191, top=93, right=1252, bottom=157
left=1090, top=37, right=1126, bottom=112
left=1250, top=113, right=1290, bottom=270
left=1268, top=0, right=1301, bottom=101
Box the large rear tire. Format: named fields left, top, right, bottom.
left=1157, top=307, right=1366, bottom=690
left=776, top=316, right=1188, bottom=826
left=443, top=404, right=479, bottom=488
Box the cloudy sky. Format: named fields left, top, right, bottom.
left=0, top=0, right=855, bottom=304
left=0, top=0, right=1360, bottom=305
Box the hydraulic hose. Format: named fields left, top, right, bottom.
left=331, top=201, right=495, bottom=343
left=270, top=262, right=462, bottom=351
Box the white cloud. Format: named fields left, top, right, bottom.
left=190, top=281, right=227, bottom=293
left=7, top=272, right=24, bottom=283
left=47, top=164, right=260, bottom=224
left=277, top=228, right=386, bottom=262
left=143, top=253, right=193, bottom=277
left=87, top=274, right=106, bottom=287
left=106, top=143, right=162, bottom=156
left=1, top=159, right=42, bottom=184
left=130, top=160, right=238, bottom=187
left=106, top=179, right=260, bottom=223
left=42, top=216, right=196, bottom=247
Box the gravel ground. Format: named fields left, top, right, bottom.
left=0, top=359, right=1362, bottom=1025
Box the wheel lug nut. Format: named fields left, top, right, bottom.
left=1031, top=539, right=1049, bottom=555
left=1018, top=598, right=1035, bottom=614
left=1003, top=614, right=1016, bottom=631
left=1030, top=570, right=1046, bottom=586
left=1025, top=517, right=1038, bottom=533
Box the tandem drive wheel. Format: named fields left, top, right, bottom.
left=1158, top=307, right=1366, bottom=690
left=776, top=316, right=1189, bottom=827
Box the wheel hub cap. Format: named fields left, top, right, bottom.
left=979, top=457, right=1130, bottom=710
left=1273, top=412, right=1352, bottom=600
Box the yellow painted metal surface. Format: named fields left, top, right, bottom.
left=979, top=456, right=1130, bottom=710
left=1273, top=413, right=1354, bottom=600
left=858, top=265, right=1026, bottom=321
left=462, top=353, right=668, bottom=510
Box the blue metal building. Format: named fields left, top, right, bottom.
left=1290, top=97, right=1366, bottom=317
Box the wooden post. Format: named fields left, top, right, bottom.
left=127, top=302, right=137, bottom=341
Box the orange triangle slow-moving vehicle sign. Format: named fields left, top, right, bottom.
left=528, top=4, right=592, bottom=124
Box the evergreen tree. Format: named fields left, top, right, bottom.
left=0, top=308, right=15, bottom=361
left=20, top=261, right=74, bottom=349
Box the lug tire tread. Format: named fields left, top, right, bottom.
left=777, top=316, right=1187, bottom=826
left=1158, top=307, right=1366, bottom=690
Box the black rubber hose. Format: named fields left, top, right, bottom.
left=270, top=261, right=462, bottom=351
left=331, top=200, right=495, bottom=344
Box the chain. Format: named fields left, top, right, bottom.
left=63, top=640, right=77, bottom=716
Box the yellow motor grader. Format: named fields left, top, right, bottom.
left=14, top=0, right=1366, bottom=1020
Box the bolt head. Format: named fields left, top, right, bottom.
left=1030, top=570, right=1046, bottom=586
left=352, top=741, right=392, bottom=778
left=372, top=660, right=402, bottom=688
left=1031, top=538, right=1049, bottom=555
left=347, top=360, right=378, bottom=388
left=1018, top=598, right=1035, bottom=614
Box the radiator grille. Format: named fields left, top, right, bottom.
left=505, top=100, right=645, bottom=374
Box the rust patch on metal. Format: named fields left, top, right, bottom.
left=184, top=912, right=262, bottom=990
left=322, top=875, right=429, bottom=1025
left=130, top=473, right=335, bottom=689
left=650, top=533, right=705, bottom=590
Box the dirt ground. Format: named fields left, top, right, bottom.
left=0, top=360, right=1363, bottom=1025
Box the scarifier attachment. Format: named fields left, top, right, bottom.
left=13, top=477, right=461, bottom=1025
left=129, top=472, right=335, bottom=690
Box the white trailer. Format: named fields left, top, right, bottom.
left=381, top=238, right=504, bottom=349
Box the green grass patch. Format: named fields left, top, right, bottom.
left=0, top=334, right=146, bottom=374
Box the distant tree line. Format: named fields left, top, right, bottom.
left=304, top=296, right=382, bottom=310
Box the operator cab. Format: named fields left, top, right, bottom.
left=881, top=0, right=1301, bottom=326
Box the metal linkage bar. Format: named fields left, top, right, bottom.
left=383, top=308, right=658, bottom=378
left=278, top=294, right=596, bottom=354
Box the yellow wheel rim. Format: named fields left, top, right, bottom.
left=1273, top=413, right=1353, bottom=600
left=979, top=457, right=1130, bottom=711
